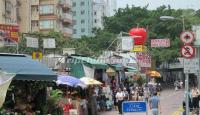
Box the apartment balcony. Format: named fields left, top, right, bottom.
left=63, top=27, right=73, bottom=37
left=31, top=13, right=39, bottom=20
left=31, top=26, right=39, bottom=32
left=31, top=0, right=39, bottom=6
left=62, top=13, right=72, bottom=24
left=58, top=0, right=72, bottom=11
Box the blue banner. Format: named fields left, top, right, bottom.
left=122, top=101, right=147, bottom=113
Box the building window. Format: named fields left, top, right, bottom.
left=5, top=1, right=12, bottom=14
left=81, top=28, right=85, bottom=32
left=32, top=21, right=39, bottom=26
left=80, top=1, right=85, bottom=6
left=94, top=19, right=97, bottom=23
left=81, top=19, right=85, bottom=24
left=5, top=18, right=11, bottom=23
left=72, top=11, right=76, bottom=16
left=94, top=11, right=97, bottom=15
left=73, top=29, right=76, bottom=34
left=81, top=10, right=85, bottom=15
left=39, top=5, right=54, bottom=14
left=39, top=20, right=54, bottom=29
left=73, top=2, right=76, bottom=7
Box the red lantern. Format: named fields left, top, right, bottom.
left=129, top=28, right=147, bottom=45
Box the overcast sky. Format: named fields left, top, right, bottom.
left=117, top=0, right=200, bottom=10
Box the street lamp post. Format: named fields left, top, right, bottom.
left=160, top=16, right=185, bottom=31
left=160, top=15, right=189, bottom=115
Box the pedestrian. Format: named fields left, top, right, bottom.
left=156, top=83, right=161, bottom=96
left=180, top=80, right=183, bottom=89
left=149, top=92, right=161, bottom=115
left=143, top=87, right=149, bottom=102
left=191, top=87, right=200, bottom=114
left=115, top=88, right=124, bottom=114
left=174, top=80, right=179, bottom=91
left=123, top=87, right=129, bottom=101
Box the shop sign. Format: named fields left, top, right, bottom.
left=136, top=53, right=151, bottom=68
left=151, top=39, right=170, bottom=47
left=132, top=45, right=147, bottom=52
left=0, top=24, right=19, bottom=42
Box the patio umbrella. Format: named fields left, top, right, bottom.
left=148, top=71, right=161, bottom=78
left=56, top=75, right=86, bottom=88
left=80, top=77, right=102, bottom=85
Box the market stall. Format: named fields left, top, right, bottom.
left=0, top=53, right=57, bottom=114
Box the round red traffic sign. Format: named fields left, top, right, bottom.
left=180, top=31, right=195, bottom=44
left=181, top=44, right=195, bottom=58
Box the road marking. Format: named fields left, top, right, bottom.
left=172, top=106, right=184, bottom=115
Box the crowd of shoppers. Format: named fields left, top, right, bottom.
left=113, top=79, right=162, bottom=114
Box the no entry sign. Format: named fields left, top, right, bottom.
left=181, top=44, right=195, bottom=58
left=180, top=31, right=195, bottom=44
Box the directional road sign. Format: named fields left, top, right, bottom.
left=180, top=31, right=195, bottom=44
left=181, top=44, right=195, bottom=58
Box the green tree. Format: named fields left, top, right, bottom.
left=103, top=5, right=200, bottom=65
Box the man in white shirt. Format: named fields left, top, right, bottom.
left=116, top=88, right=124, bottom=114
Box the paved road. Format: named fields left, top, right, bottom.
left=99, top=89, right=184, bottom=115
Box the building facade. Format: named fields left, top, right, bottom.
left=104, top=0, right=117, bottom=17
left=1, top=0, right=73, bottom=37
left=93, top=0, right=105, bottom=29
left=72, top=0, right=93, bottom=38
left=72, top=0, right=117, bottom=38
left=0, top=0, right=18, bottom=25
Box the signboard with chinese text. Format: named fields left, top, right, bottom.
left=0, top=24, right=19, bottom=42
left=43, top=38, right=56, bottom=49
left=184, top=58, right=200, bottom=73
left=151, top=39, right=170, bottom=48
left=132, top=45, right=147, bottom=52
left=136, top=53, right=151, bottom=68
left=26, top=37, right=39, bottom=48
left=122, top=101, right=147, bottom=115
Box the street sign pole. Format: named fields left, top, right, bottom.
left=185, top=73, right=189, bottom=115
left=180, top=31, right=196, bottom=115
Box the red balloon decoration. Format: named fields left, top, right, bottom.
left=129, top=28, right=147, bottom=45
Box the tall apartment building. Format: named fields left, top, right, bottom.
left=72, top=0, right=117, bottom=38
left=104, top=0, right=117, bottom=17
left=93, top=0, right=105, bottom=29
left=3, top=0, right=73, bottom=37
left=19, top=0, right=72, bottom=37
left=0, top=0, right=18, bottom=25
left=72, top=0, right=93, bottom=38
